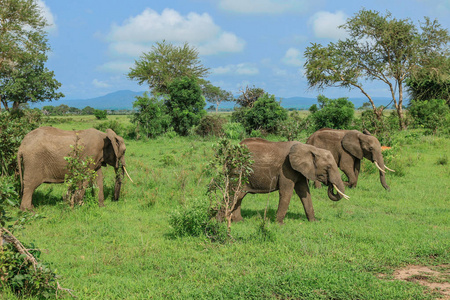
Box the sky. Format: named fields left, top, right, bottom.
left=37, top=0, right=450, bottom=101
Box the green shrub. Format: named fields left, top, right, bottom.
left=169, top=198, right=213, bottom=237
left=278, top=111, right=309, bottom=141
left=408, top=99, right=450, bottom=134
left=131, top=92, right=170, bottom=139
left=94, top=119, right=124, bottom=136
left=195, top=115, right=226, bottom=137
left=241, top=93, right=288, bottom=133
left=94, top=109, right=107, bottom=120
left=223, top=122, right=246, bottom=140
left=309, top=95, right=354, bottom=131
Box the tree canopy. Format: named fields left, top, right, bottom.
left=201, top=81, right=234, bottom=112
left=0, top=0, right=63, bottom=111
left=304, top=9, right=450, bottom=129
left=128, top=41, right=210, bottom=95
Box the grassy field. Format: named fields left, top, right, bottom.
left=3, top=115, right=450, bottom=299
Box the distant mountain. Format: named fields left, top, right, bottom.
left=30, top=90, right=396, bottom=111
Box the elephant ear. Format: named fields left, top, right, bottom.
left=106, top=129, right=120, bottom=168
left=342, top=131, right=363, bottom=159
left=289, top=143, right=317, bottom=181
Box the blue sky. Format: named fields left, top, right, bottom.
left=38, top=0, right=450, bottom=100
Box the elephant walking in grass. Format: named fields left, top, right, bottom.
left=307, top=129, right=394, bottom=191
left=232, top=138, right=349, bottom=223
left=17, top=127, right=132, bottom=210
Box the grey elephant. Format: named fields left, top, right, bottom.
left=232, top=138, right=349, bottom=223
left=307, top=129, right=394, bottom=190
left=17, top=127, right=132, bottom=210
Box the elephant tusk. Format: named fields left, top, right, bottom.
left=384, top=165, right=395, bottom=172
left=333, top=184, right=350, bottom=200
left=374, top=161, right=386, bottom=173
left=123, top=166, right=134, bottom=183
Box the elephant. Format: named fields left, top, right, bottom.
left=17, top=126, right=132, bottom=210
left=306, top=129, right=394, bottom=191
left=231, top=138, right=349, bottom=223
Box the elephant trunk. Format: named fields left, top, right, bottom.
left=327, top=180, right=347, bottom=201
left=113, top=166, right=124, bottom=201
left=373, top=155, right=390, bottom=191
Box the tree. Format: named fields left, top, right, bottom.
left=201, top=81, right=234, bottom=112
left=309, top=95, right=354, bottom=131
left=242, top=93, right=287, bottom=133
left=304, top=9, right=450, bottom=129
left=236, top=85, right=265, bottom=108
left=166, top=76, right=206, bottom=136
left=131, top=92, right=170, bottom=138
left=0, top=0, right=63, bottom=111
left=128, top=41, right=210, bottom=95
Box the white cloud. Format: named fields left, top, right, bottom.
left=282, top=48, right=303, bottom=67
left=309, top=11, right=348, bottom=40
left=37, top=0, right=57, bottom=33
left=212, top=63, right=259, bottom=76
left=92, top=79, right=112, bottom=88
left=219, top=0, right=310, bottom=14
left=107, top=8, right=245, bottom=57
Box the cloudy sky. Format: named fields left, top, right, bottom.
left=38, top=0, right=450, bottom=100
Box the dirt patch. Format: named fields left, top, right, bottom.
left=393, top=265, right=450, bottom=299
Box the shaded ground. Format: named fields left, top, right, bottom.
left=392, top=265, right=450, bottom=299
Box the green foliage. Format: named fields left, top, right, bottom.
left=131, top=92, right=170, bottom=139
left=0, top=242, right=58, bottom=298
left=0, top=110, right=44, bottom=176
left=242, top=93, right=288, bottom=134
left=166, top=76, right=206, bottom=136
left=94, top=119, right=124, bottom=136
left=0, top=176, right=19, bottom=227
left=208, top=139, right=253, bottom=233
left=201, top=81, right=234, bottom=112
left=222, top=122, right=246, bottom=140
left=63, top=138, right=98, bottom=207
left=235, top=85, right=265, bottom=108
left=278, top=111, right=309, bottom=141
left=127, top=41, right=209, bottom=95
left=169, top=198, right=213, bottom=237
left=309, top=95, right=354, bottom=131
left=408, top=99, right=450, bottom=134
left=93, top=109, right=107, bottom=120
left=195, top=115, right=226, bottom=137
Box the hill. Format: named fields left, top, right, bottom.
left=30, top=90, right=396, bottom=111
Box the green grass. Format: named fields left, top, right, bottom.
left=4, top=117, right=449, bottom=299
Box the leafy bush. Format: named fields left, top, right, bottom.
left=309, top=95, right=354, bottom=131
left=223, top=122, right=246, bottom=140
left=168, top=198, right=214, bottom=237
left=240, top=93, right=288, bottom=133
left=408, top=99, right=450, bottom=134
left=166, top=76, right=206, bottom=136
left=0, top=110, right=44, bottom=176
left=278, top=111, right=309, bottom=141
left=94, top=109, right=107, bottom=120
left=195, top=115, right=226, bottom=137
left=94, top=119, right=124, bottom=136
left=131, top=92, right=170, bottom=139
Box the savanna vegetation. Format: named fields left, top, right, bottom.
left=1, top=1, right=449, bottom=298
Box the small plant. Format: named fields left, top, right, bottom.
left=207, top=138, right=253, bottom=235
left=436, top=155, right=448, bottom=166
left=195, top=115, right=226, bottom=137
left=94, top=109, right=107, bottom=120
left=223, top=122, right=246, bottom=140
left=168, top=198, right=214, bottom=237
left=63, top=136, right=98, bottom=208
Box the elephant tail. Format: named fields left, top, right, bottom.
left=17, top=151, right=24, bottom=196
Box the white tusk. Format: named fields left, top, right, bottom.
left=384, top=165, right=395, bottom=172
left=123, top=166, right=134, bottom=183
left=333, top=184, right=350, bottom=200
left=374, top=161, right=386, bottom=173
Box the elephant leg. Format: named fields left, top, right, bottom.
left=294, top=178, right=315, bottom=222
left=231, top=191, right=246, bottom=222
left=353, top=159, right=361, bottom=186
left=276, top=181, right=295, bottom=224
left=96, top=168, right=105, bottom=207
left=20, top=172, right=42, bottom=210
left=340, top=155, right=357, bottom=188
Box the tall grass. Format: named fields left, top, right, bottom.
left=3, top=116, right=449, bottom=299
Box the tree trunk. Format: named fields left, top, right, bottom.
left=397, top=82, right=406, bottom=130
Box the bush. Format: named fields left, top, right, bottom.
left=223, top=122, right=246, bottom=140
left=309, top=95, right=354, bottom=131
left=94, top=109, right=107, bottom=120
left=169, top=198, right=214, bottom=237
left=0, top=110, right=44, bottom=176
left=278, top=111, right=309, bottom=141
left=166, top=76, right=206, bottom=136
left=408, top=99, right=450, bottom=134
left=94, top=119, right=124, bottom=136
left=131, top=92, right=171, bottom=139
left=195, top=115, right=226, bottom=137
left=241, top=93, right=288, bottom=133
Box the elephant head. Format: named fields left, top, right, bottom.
left=341, top=130, right=392, bottom=190
left=289, top=144, right=348, bottom=201
left=105, top=129, right=132, bottom=200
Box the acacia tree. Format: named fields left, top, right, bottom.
left=201, top=81, right=234, bottom=112
left=0, top=0, right=63, bottom=111
left=128, top=41, right=210, bottom=95
left=304, top=9, right=450, bottom=129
